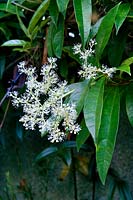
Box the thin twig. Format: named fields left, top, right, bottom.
left=0, top=99, right=10, bottom=130
left=42, top=28, right=48, bottom=64
left=12, top=1, right=35, bottom=12
left=0, top=74, right=23, bottom=108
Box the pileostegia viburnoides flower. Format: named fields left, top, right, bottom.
left=10, top=58, right=80, bottom=143
left=73, top=39, right=116, bottom=79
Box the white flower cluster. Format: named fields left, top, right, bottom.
left=73, top=39, right=116, bottom=79
left=10, top=58, right=81, bottom=143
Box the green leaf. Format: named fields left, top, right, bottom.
left=16, top=7, right=31, bottom=39
left=60, top=141, right=77, bottom=148
left=35, top=146, right=58, bottom=162
left=28, top=0, right=50, bottom=34
left=0, top=3, right=24, bottom=17
left=0, top=12, right=11, bottom=19
left=95, top=3, right=120, bottom=61
left=49, top=0, right=59, bottom=24
left=115, top=3, right=130, bottom=35
left=96, top=86, right=120, bottom=185
left=76, top=119, right=90, bottom=151
left=108, top=31, right=127, bottom=67
left=53, top=14, right=64, bottom=58
left=73, top=0, right=92, bottom=47
left=126, top=83, right=133, bottom=127
left=84, top=77, right=105, bottom=143
left=0, top=24, right=12, bottom=40
left=1, top=39, right=30, bottom=47
left=16, top=122, right=23, bottom=141
left=117, top=57, right=133, bottom=75
left=0, top=56, right=5, bottom=79
left=63, top=46, right=82, bottom=64
left=58, top=149, right=72, bottom=166
left=68, top=80, right=89, bottom=116
left=47, top=22, right=56, bottom=56
left=121, top=57, right=133, bottom=66
left=90, top=17, right=104, bottom=38
left=117, top=65, right=131, bottom=75
left=56, top=0, right=69, bottom=16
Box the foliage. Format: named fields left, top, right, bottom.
left=0, top=0, right=133, bottom=198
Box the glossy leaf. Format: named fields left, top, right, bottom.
left=96, top=87, right=120, bottom=184
left=16, top=7, right=31, bottom=39
left=49, top=0, right=59, bottom=25
left=56, top=0, right=69, bottom=16
left=68, top=80, right=89, bottom=115
left=53, top=14, right=64, bottom=58
left=0, top=3, right=24, bottom=17
left=117, top=57, right=133, bottom=75
left=108, top=31, right=127, bottom=67
left=0, top=12, right=11, bottom=19
left=47, top=22, right=56, bottom=56
left=60, top=141, right=77, bottom=149
left=96, top=3, right=120, bottom=61
left=73, top=0, right=92, bottom=47
left=126, top=83, right=133, bottom=127
left=115, top=3, right=130, bottom=35
left=1, top=39, right=29, bottom=47
left=0, top=56, right=5, bottom=79
left=0, top=24, right=11, bottom=40
left=117, top=65, right=131, bottom=75
left=58, top=149, right=72, bottom=166
left=76, top=119, right=90, bottom=151
left=90, top=17, right=104, bottom=38
left=84, top=77, right=105, bottom=143
left=28, top=0, right=50, bottom=34
left=16, top=122, right=23, bottom=141
left=120, top=57, right=133, bottom=66
left=35, top=146, right=58, bottom=162
left=63, top=46, right=82, bottom=64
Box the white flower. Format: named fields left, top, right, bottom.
left=74, top=39, right=116, bottom=79
left=10, top=58, right=80, bottom=143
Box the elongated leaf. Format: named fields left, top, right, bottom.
left=115, top=3, right=130, bottom=35
left=63, top=46, right=82, bottom=64
left=96, top=3, right=120, bottom=61
left=68, top=80, right=89, bottom=115
left=49, top=0, right=59, bottom=24
left=28, top=0, right=50, bottom=33
left=47, top=22, right=56, bottom=56
left=16, top=122, right=23, bottom=141
left=96, top=87, right=120, bottom=184
left=0, top=12, right=11, bottom=19
left=0, top=3, right=24, bottom=17
left=76, top=119, right=90, bottom=151
left=1, top=39, right=29, bottom=47
left=58, top=149, right=72, bottom=166
left=53, top=14, right=64, bottom=58
left=60, top=141, right=77, bottom=148
left=0, top=56, right=5, bottom=79
left=108, top=31, right=127, bottom=67
left=117, top=65, right=131, bottom=75
left=117, top=57, right=133, bottom=75
left=121, top=57, right=133, bottom=66
left=56, top=0, right=69, bottom=16
left=126, top=83, right=133, bottom=127
left=16, top=7, right=31, bottom=39
left=90, top=16, right=104, bottom=38
left=73, top=0, right=92, bottom=47
left=0, top=24, right=11, bottom=40
left=84, top=77, right=105, bottom=143
left=35, top=146, right=58, bottom=162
